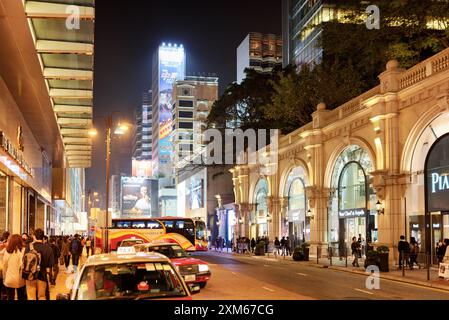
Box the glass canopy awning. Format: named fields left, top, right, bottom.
left=23, top=0, right=95, bottom=168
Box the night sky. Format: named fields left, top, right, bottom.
left=87, top=0, right=282, bottom=199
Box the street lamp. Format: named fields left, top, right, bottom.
left=90, top=114, right=131, bottom=253
left=376, top=200, right=384, bottom=215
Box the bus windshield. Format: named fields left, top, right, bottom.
left=195, top=221, right=207, bottom=241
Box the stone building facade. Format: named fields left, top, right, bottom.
left=231, top=48, right=449, bottom=265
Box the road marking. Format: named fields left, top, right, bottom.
left=296, top=273, right=308, bottom=276
left=231, top=272, right=237, bottom=275
left=354, top=288, right=374, bottom=295
left=262, top=286, right=275, bottom=292
left=264, top=265, right=270, bottom=267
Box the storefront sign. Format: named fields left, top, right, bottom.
left=412, top=224, right=419, bottom=229
left=426, top=134, right=449, bottom=212
left=0, top=131, right=32, bottom=176
left=338, top=208, right=366, bottom=218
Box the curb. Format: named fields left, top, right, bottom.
left=205, top=250, right=449, bottom=292
left=305, top=263, right=449, bottom=292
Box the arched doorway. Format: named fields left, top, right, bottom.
left=253, top=179, right=269, bottom=239
left=328, top=145, right=377, bottom=256
left=424, top=132, right=449, bottom=256
left=285, top=166, right=308, bottom=248
left=405, top=112, right=449, bottom=259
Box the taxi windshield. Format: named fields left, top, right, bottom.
left=75, top=262, right=188, bottom=300
left=145, top=245, right=188, bottom=259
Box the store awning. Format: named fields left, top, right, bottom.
left=24, top=0, right=95, bottom=168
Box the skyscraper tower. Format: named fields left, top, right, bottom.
left=152, top=43, right=186, bottom=215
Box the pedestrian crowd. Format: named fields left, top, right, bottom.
left=0, top=229, right=93, bottom=300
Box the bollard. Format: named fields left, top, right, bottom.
left=402, top=251, right=405, bottom=277
left=427, top=253, right=430, bottom=281
left=345, top=246, right=348, bottom=268
left=329, top=246, right=333, bottom=266
left=317, top=246, right=320, bottom=264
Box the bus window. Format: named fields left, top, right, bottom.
left=147, top=221, right=163, bottom=229
left=163, top=220, right=175, bottom=229
left=195, top=221, right=206, bottom=241
left=131, top=221, right=146, bottom=229
left=176, top=220, right=194, bottom=237
left=116, top=221, right=131, bottom=228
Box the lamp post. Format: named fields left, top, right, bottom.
left=89, top=114, right=131, bottom=253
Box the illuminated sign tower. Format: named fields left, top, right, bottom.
left=152, top=43, right=185, bottom=215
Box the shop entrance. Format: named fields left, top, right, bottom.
left=339, top=215, right=367, bottom=254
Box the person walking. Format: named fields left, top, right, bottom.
left=250, top=238, right=256, bottom=253
left=70, top=234, right=83, bottom=274
left=49, top=237, right=60, bottom=285
left=285, top=237, right=291, bottom=256
left=2, top=234, right=26, bottom=300
left=351, top=237, right=361, bottom=267
left=85, top=237, right=92, bottom=257
left=61, top=237, right=71, bottom=272
left=274, top=237, right=280, bottom=256
left=0, top=231, right=10, bottom=300
left=398, top=235, right=410, bottom=268
left=409, top=237, right=419, bottom=270
left=437, top=239, right=447, bottom=263
left=23, top=229, right=54, bottom=300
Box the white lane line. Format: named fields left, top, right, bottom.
left=354, top=288, right=374, bottom=295
left=296, top=272, right=308, bottom=276
left=231, top=272, right=237, bottom=275
left=262, top=286, right=275, bottom=292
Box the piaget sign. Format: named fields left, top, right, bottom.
left=426, top=133, right=449, bottom=213
left=431, top=173, right=449, bottom=193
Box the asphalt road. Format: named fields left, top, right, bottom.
left=191, top=251, right=449, bottom=300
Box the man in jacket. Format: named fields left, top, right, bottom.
left=70, top=234, right=83, bottom=273
left=398, top=235, right=410, bottom=268
left=24, top=229, right=54, bottom=300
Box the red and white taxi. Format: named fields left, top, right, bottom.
left=134, top=242, right=211, bottom=291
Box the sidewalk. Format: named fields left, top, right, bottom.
left=49, top=255, right=88, bottom=300
left=211, top=249, right=449, bottom=292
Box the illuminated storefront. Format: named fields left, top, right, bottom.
left=328, top=146, right=378, bottom=255
left=253, top=179, right=269, bottom=238
left=285, top=166, right=309, bottom=246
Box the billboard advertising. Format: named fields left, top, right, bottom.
left=132, top=159, right=153, bottom=178
left=120, top=177, right=159, bottom=218
left=187, top=177, right=204, bottom=210
left=158, top=44, right=185, bottom=171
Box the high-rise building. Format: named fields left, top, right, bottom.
left=172, top=76, right=219, bottom=171
left=152, top=43, right=186, bottom=185
left=236, top=32, right=282, bottom=84
left=132, top=91, right=153, bottom=161
left=282, top=0, right=335, bottom=67
left=152, top=43, right=186, bottom=216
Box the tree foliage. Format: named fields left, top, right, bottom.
left=207, top=0, right=449, bottom=135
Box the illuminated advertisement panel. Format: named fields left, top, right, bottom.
left=132, top=159, right=153, bottom=178
left=158, top=45, right=185, bottom=170
left=120, top=177, right=159, bottom=218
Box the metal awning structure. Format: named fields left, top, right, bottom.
left=23, top=0, right=95, bottom=168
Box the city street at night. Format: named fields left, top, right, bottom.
left=2, top=0, right=449, bottom=315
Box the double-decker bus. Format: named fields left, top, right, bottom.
left=95, top=217, right=208, bottom=252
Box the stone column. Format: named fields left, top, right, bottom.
left=307, top=186, right=330, bottom=256
left=279, top=196, right=289, bottom=237
left=267, top=196, right=281, bottom=240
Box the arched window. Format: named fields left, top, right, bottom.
left=338, top=162, right=367, bottom=211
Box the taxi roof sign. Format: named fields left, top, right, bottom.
left=117, top=246, right=136, bottom=255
